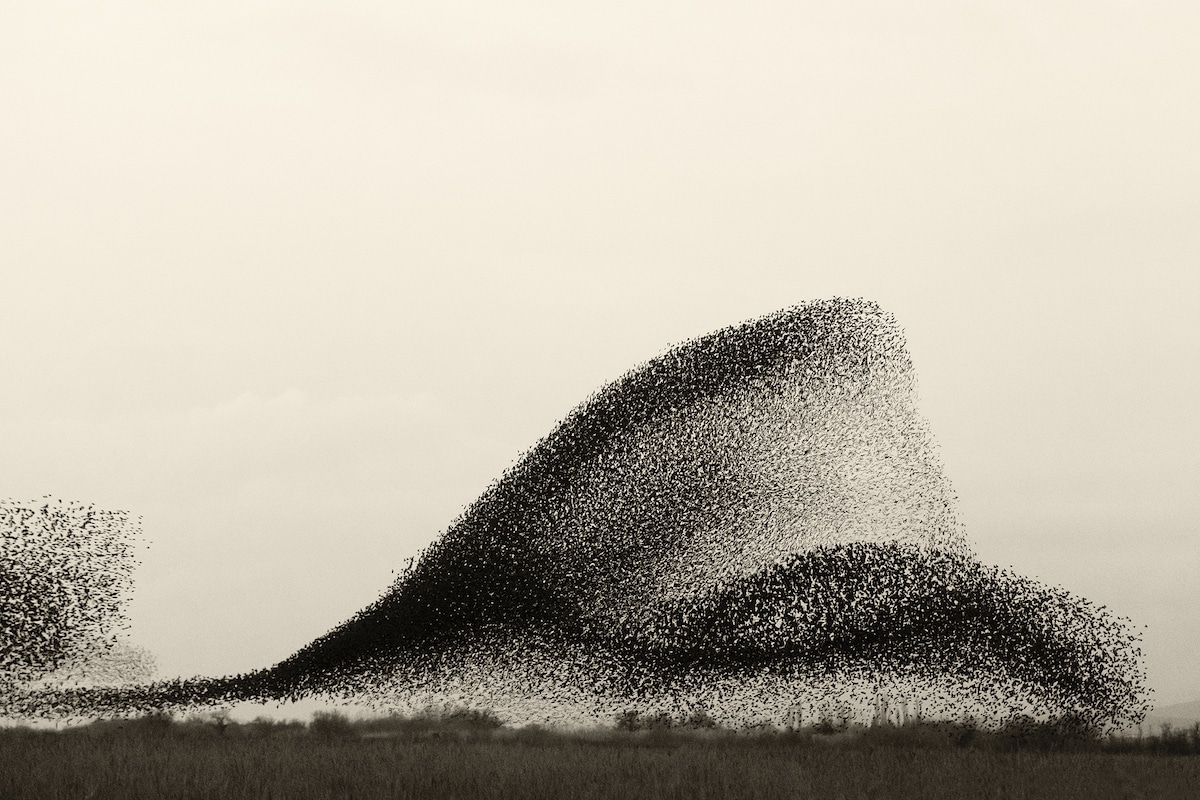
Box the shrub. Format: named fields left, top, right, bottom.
left=813, top=715, right=842, bottom=735
left=614, top=710, right=678, bottom=732
left=615, top=709, right=641, bottom=731
left=442, top=707, right=504, bottom=731
left=682, top=708, right=717, bottom=730
left=309, top=710, right=355, bottom=739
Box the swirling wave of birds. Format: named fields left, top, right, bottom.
left=1, top=299, right=1149, bottom=732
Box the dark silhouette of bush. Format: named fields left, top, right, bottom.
left=813, top=715, right=842, bottom=735
left=245, top=715, right=306, bottom=739
left=613, top=710, right=678, bottom=732
left=69, top=711, right=174, bottom=739
left=438, top=707, right=504, bottom=731
left=989, top=714, right=1101, bottom=752
left=1147, top=723, right=1200, bottom=755
left=309, top=710, right=355, bottom=739
left=340, top=705, right=505, bottom=740
left=682, top=708, right=717, bottom=730
left=615, top=709, right=641, bottom=731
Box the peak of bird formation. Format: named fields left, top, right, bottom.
left=3, top=299, right=1149, bottom=730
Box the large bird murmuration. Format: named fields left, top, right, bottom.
left=3, top=299, right=1150, bottom=732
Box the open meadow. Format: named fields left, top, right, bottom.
left=2, top=713, right=1197, bottom=800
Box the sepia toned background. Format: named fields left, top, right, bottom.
left=2, top=2, right=1196, bottom=707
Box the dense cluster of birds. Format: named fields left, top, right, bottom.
left=1, top=499, right=141, bottom=694
left=1, top=299, right=1150, bottom=731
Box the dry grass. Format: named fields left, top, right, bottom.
left=1, top=716, right=1198, bottom=800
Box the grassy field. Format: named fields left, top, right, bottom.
left=1, top=715, right=1197, bottom=800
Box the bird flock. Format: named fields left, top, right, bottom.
left=1, top=299, right=1150, bottom=731
left=1, top=499, right=141, bottom=694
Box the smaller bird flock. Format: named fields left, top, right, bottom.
left=1, top=499, right=141, bottom=693
left=0, top=299, right=1150, bottom=732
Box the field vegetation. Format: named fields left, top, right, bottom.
left=1, top=709, right=1197, bottom=799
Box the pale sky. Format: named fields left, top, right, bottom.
left=1, top=1, right=1197, bottom=706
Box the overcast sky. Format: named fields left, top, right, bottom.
left=2, top=1, right=1197, bottom=707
